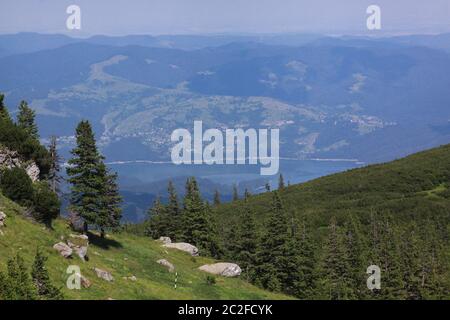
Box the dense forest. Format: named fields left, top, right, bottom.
left=141, top=144, right=450, bottom=299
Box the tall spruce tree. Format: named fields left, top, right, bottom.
left=48, top=136, right=62, bottom=194
left=97, top=165, right=123, bottom=238
left=278, top=174, right=285, bottom=190
left=0, top=93, right=12, bottom=122
left=235, top=205, right=258, bottom=281
left=31, top=249, right=63, bottom=300
left=146, top=196, right=169, bottom=239
left=295, top=213, right=316, bottom=299
left=180, top=177, right=221, bottom=257
left=66, top=120, right=121, bottom=236
left=166, top=180, right=181, bottom=240
left=316, top=216, right=354, bottom=300
left=17, top=100, right=39, bottom=139
left=255, top=191, right=289, bottom=291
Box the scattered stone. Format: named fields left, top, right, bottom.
left=53, top=242, right=73, bottom=258
left=123, top=275, right=137, bottom=281
left=76, top=273, right=92, bottom=288
left=163, top=242, right=199, bottom=256
left=67, top=234, right=89, bottom=261
left=157, top=259, right=175, bottom=272
left=25, top=163, right=40, bottom=182
left=158, top=236, right=172, bottom=244
left=94, top=268, right=114, bottom=282
left=199, top=263, right=242, bottom=277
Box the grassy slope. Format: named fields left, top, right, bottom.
left=0, top=195, right=290, bottom=300
left=217, top=143, right=450, bottom=236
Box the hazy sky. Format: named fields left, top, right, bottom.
left=1, top=0, right=449, bottom=36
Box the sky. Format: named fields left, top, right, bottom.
left=0, top=0, right=449, bottom=36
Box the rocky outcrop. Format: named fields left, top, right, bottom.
left=75, top=273, right=92, bottom=288
left=123, top=275, right=137, bottom=281
left=0, top=211, right=6, bottom=228
left=199, top=263, right=242, bottom=277
left=53, top=242, right=73, bottom=258
left=94, top=268, right=114, bottom=282
left=163, top=242, right=199, bottom=256
left=0, top=146, right=40, bottom=182
left=157, top=259, right=175, bottom=272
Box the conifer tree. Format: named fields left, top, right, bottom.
left=48, top=136, right=62, bottom=194
left=166, top=180, right=181, bottom=240
left=278, top=174, right=285, bottom=190
left=97, top=165, right=123, bottom=238
left=0, top=254, right=36, bottom=300
left=255, top=191, right=289, bottom=291
left=31, top=249, right=63, bottom=300
left=181, top=177, right=221, bottom=257
left=316, top=217, right=354, bottom=300
left=235, top=205, right=258, bottom=281
left=67, top=121, right=105, bottom=232
left=0, top=93, right=12, bottom=122
left=295, top=214, right=316, bottom=299
left=213, top=189, right=221, bottom=206
left=17, top=100, right=39, bottom=139
left=146, top=196, right=169, bottom=238
left=244, top=188, right=251, bottom=200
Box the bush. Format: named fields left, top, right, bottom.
left=205, top=275, right=216, bottom=286
left=32, top=181, right=60, bottom=223
left=0, top=167, right=33, bottom=205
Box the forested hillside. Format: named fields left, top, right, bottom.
left=213, top=144, right=450, bottom=299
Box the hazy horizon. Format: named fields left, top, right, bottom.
left=1, top=0, right=449, bottom=37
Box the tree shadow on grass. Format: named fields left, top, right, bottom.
left=88, top=231, right=123, bottom=250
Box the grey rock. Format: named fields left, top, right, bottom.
left=94, top=268, right=114, bottom=282
left=158, top=236, right=171, bottom=244
left=163, top=242, right=199, bottom=256
left=199, top=263, right=242, bottom=277
left=0, top=211, right=6, bottom=227
left=53, top=242, right=73, bottom=258
left=157, top=259, right=175, bottom=272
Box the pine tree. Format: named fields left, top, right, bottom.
left=278, top=174, right=285, bottom=190
left=0, top=93, right=12, bottom=122
left=244, top=188, right=251, bottom=200
left=146, top=196, right=169, bottom=239
left=17, top=100, right=39, bottom=139
left=0, top=254, right=36, bottom=300
left=235, top=205, right=258, bottom=281
left=48, top=136, right=63, bottom=194
left=31, top=249, right=63, bottom=300
left=98, top=165, right=123, bottom=238
left=255, top=191, right=289, bottom=291
left=180, top=177, right=221, bottom=257
left=166, top=180, right=181, bottom=240
left=316, top=217, right=354, bottom=300
left=213, top=189, right=221, bottom=206
left=66, top=120, right=105, bottom=234
left=295, top=213, right=316, bottom=299
left=344, top=213, right=369, bottom=299
left=232, top=184, right=239, bottom=201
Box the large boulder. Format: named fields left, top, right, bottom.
left=157, top=259, right=175, bottom=272
left=0, top=211, right=6, bottom=227
left=163, top=242, right=199, bottom=256
left=199, top=263, right=242, bottom=277
left=53, top=242, right=73, bottom=258
left=94, top=268, right=114, bottom=282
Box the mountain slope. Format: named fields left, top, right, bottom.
left=0, top=194, right=290, bottom=300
